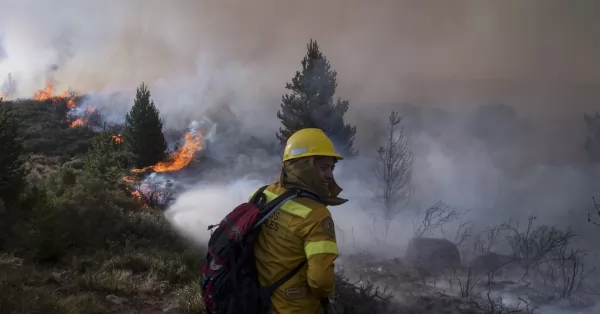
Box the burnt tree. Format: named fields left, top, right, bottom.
left=371, top=110, right=413, bottom=241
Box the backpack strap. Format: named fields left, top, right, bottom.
left=253, top=189, right=320, bottom=296
left=249, top=185, right=270, bottom=207
left=252, top=188, right=300, bottom=229
left=265, top=259, right=307, bottom=294
left=259, top=259, right=308, bottom=314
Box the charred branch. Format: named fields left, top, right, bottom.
left=506, top=216, right=575, bottom=271
left=454, top=209, right=474, bottom=247
left=473, top=222, right=511, bottom=255
left=413, top=201, right=458, bottom=238
left=330, top=268, right=394, bottom=314
left=588, top=197, right=600, bottom=227
left=371, top=110, right=413, bottom=241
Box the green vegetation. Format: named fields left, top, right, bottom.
left=0, top=41, right=412, bottom=313
left=123, top=83, right=168, bottom=168
left=84, top=129, right=124, bottom=184
left=0, top=107, right=25, bottom=206
left=0, top=98, right=93, bottom=158
left=0, top=85, right=204, bottom=313
left=276, top=39, right=358, bottom=158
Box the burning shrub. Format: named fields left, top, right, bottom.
left=4, top=99, right=94, bottom=158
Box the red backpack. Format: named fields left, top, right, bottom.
left=200, top=185, right=312, bottom=314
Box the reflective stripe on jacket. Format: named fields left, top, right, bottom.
left=251, top=183, right=339, bottom=314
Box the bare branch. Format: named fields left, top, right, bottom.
left=506, top=216, right=576, bottom=271
left=370, top=110, right=413, bottom=241
left=588, top=197, right=600, bottom=227
left=473, top=222, right=512, bottom=255
left=454, top=209, right=474, bottom=246
left=330, top=268, right=395, bottom=314
left=1, top=73, right=17, bottom=99
left=413, top=201, right=458, bottom=238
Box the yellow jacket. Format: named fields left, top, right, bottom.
left=252, top=183, right=339, bottom=314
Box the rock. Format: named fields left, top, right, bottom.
left=106, top=294, right=128, bottom=305
left=470, top=252, right=517, bottom=275
left=405, top=237, right=461, bottom=275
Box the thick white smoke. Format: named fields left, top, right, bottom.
left=164, top=177, right=264, bottom=247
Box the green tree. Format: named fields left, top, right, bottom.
left=84, top=129, right=123, bottom=184
left=123, top=83, right=168, bottom=168
left=276, top=39, right=358, bottom=157
left=0, top=106, right=25, bottom=206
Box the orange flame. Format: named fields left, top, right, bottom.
left=112, top=133, right=123, bottom=144
left=33, top=82, right=77, bottom=109
left=68, top=107, right=97, bottom=128
left=131, top=131, right=204, bottom=174
left=122, top=176, right=136, bottom=184
left=70, top=119, right=85, bottom=128
left=131, top=190, right=142, bottom=200
left=1, top=92, right=6, bottom=100
left=33, top=82, right=55, bottom=101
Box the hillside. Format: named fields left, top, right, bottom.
left=1, top=92, right=599, bottom=314
left=0, top=97, right=208, bottom=313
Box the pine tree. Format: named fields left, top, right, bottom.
left=276, top=39, right=358, bottom=157
left=84, top=129, right=123, bottom=184
left=0, top=106, right=25, bottom=206
left=123, top=83, right=168, bottom=168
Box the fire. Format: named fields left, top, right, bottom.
left=112, top=134, right=123, bottom=144
left=131, top=190, right=142, bottom=200
left=1, top=92, right=6, bottom=100
left=124, top=130, right=204, bottom=204
left=33, top=82, right=55, bottom=101
left=69, top=106, right=97, bottom=128
left=70, top=119, right=85, bottom=128
left=131, top=131, right=204, bottom=174
left=122, top=176, right=136, bottom=184
left=33, top=81, right=77, bottom=109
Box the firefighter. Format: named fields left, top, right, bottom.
left=253, top=128, right=347, bottom=314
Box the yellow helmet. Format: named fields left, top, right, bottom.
left=282, top=128, right=343, bottom=162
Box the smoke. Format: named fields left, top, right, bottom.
left=164, top=178, right=264, bottom=247
left=0, top=40, right=6, bottom=61
left=2, top=0, right=600, bottom=303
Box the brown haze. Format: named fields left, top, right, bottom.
left=1, top=0, right=599, bottom=249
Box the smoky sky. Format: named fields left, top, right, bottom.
left=1, top=0, right=598, bottom=150
left=1, top=0, right=600, bottom=110
left=1, top=0, right=599, bottom=242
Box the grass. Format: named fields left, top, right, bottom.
left=0, top=184, right=207, bottom=314
left=0, top=240, right=206, bottom=314
left=174, top=282, right=206, bottom=313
